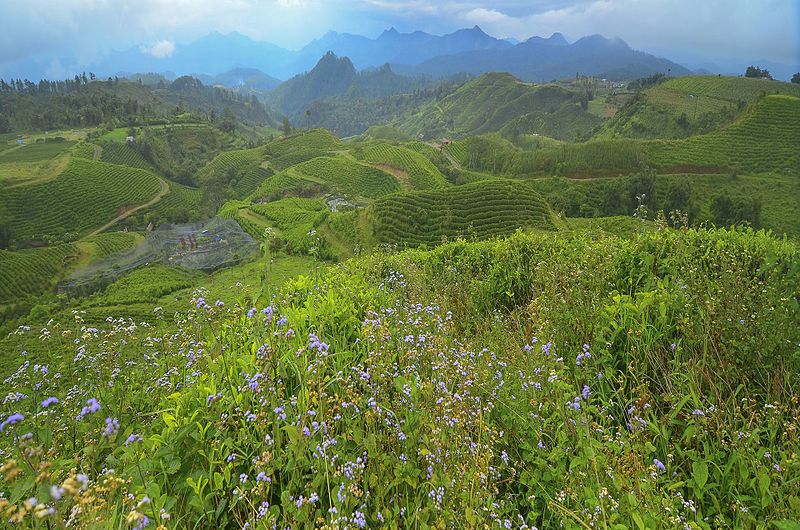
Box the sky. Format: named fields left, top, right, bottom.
left=0, top=0, right=798, bottom=74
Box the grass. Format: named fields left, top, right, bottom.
left=0, top=227, right=797, bottom=528
left=0, top=153, right=72, bottom=188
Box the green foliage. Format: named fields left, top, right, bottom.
left=83, top=265, right=197, bottom=307
left=0, top=228, right=798, bottom=528
left=249, top=198, right=337, bottom=259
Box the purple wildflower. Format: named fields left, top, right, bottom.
left=653, top=459, right=666, bottom=473
left=41, top=397, right=59, bottom=408
left=125, top=433, right=143, bottom=447
left=0, top=413, right=24, bottom=432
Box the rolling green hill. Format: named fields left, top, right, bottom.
left=392, top=72, right=602, bottom=141
left=600, top=75, right=800, bottom=139
left=454, top=94, right=800, bottom=177
left=355, top=142, right=450, bottom=189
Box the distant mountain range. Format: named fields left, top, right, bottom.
left=4, top=26, right=716, bottom=85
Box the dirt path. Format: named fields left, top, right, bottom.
left=92, top=144, right=100, bottom=160
left=87, top=178, right=170, bottom=236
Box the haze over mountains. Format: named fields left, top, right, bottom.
left=9, top=26, right=713, bottom=85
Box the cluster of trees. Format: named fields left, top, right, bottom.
left=627, top=73, right=668, bottom=91
left=792, top=73, right=800, bottom=84
left=744, top=66, right=773, bottom=80
left=710, top=192, right=761, bottom=228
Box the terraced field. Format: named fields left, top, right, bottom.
left=0, top=244, right=79, bottom=303
left=100, top=142, right=156, bottom=171
left=505, top=95, right=800, bottom=177
left=1, top=157, right=161, bottom=240
left=646, top=95, right=800, bottom=172
left=0, top=140, right=76, bottom=163
left=82, top=232, right=142, bottom=259
left=196, top=147, right=274, bottom=198
left=662, top=75, right=800, bottom=103
left=600, top=75, right=800, bottom=140
left=293, top=156, right=400, bottom=198
left=358, top=143, right=449, bottom=189
left=264, top=129, right=342, bottom=170
left=368, top=179, right=555, bottom=247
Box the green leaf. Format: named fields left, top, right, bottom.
left=692, top=460, right=708, bottom=490
left=632, top=512, right=645, bottom=530
left=772, top=522, right=800, bottom=530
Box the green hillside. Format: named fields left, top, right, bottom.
left=393, top=72, right=602, bottom=141
left=292, top=156, right=400, bottom=198
left=600, top=75, right=800, bottom=139
left=367, top=179, right=555, bottom=247
left=1, top=157, right=161, bottom=242
left=455, top=94, right=800, bottom=177
left=1, top=227, right=798, bottom=528
left=356, top=142, right=450, bottom=189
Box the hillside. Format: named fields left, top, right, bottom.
left=0, top=76, right=277, bottom=133
left=366, top=179, right=555, bottom=247
left=393, top=72, right=602, bottom=141
left=0, top=227, right=798, bottom=528
left=600, top=75, right=800, bottom=139
left=0, top=157, right=162, bottom=242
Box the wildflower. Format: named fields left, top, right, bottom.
left=570, top=397, right=581, bottom=411
left=50, top=485, right=64, bottom=501
left=247, top=308, right=257, bottom=318
left=77, top=398, right=101, bottom=420
left=653, top=459, right=666, bottom=473
left=195, top=297, right=206, bottom=309
left=256, top=471, right=270, bottom=483
left=215, top=300, right=224, bottom=307
left=103, top=417, right=120, bottom=439
left=125, top=433, right=143, bottom=447
left=0, top=413, right=24, bottom=432
left=41, top=397, right=59, bottom=408
left=239, top=473, right=248, bottom=484
left=353, top=511, right=367, bottom=528
left=691, top=409, right=705, bottom=416
left=582, top=385, right=591, bottom=400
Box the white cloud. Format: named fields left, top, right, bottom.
left=463, top=8, right=511, bottom=24
left=140, top=39, right=176, bottom=58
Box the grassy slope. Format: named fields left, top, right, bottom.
left=599, top=75, right=800, bottom=139
left=0, top=228, right=797, bottom=528
left=394, top=72, right=601, bottom=141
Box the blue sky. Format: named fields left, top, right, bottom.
left=0, top=0, right=798, bottom=70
